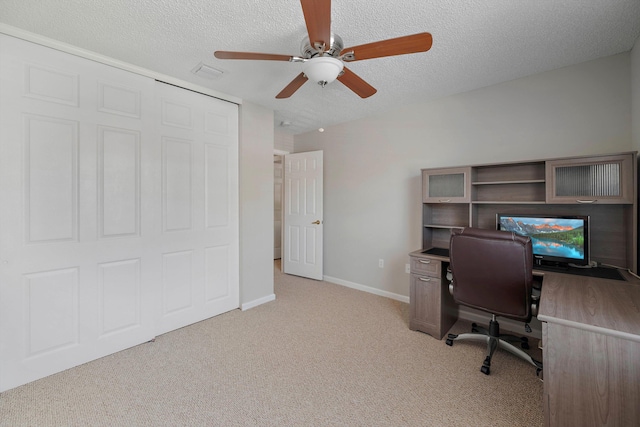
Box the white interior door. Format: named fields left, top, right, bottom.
left=283, top=151, right=323, bottom=280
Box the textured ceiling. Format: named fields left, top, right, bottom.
left=2, top=0, right=640, bottom=134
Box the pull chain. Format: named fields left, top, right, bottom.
left=318, top=84, right=325, bottom=132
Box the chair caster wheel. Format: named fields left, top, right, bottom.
left=521, top=342, right=530, bottom=350
left=445, top=338, right=453, bottom=346
left=481, top=365, right=490, bottom=375
left=471, top=322, right=478, bottom=333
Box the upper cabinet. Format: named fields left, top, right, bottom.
left=420, top=152, right=637, bottom=271
left=422, top=167, right=471, bottom=203
left=546, top=153, right=634, bottom=204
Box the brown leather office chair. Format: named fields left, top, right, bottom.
left=445, top=227, right=542, bottom=375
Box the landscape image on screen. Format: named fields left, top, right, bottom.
left=498, top=216, right=585, bottom=260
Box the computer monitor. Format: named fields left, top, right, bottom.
left=496, top=214, right=590, bottom=267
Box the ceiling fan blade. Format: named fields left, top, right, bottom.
left=337, top=67, right=377, bottom=98
left=276, top=73, right=309, bottom=99
left=214, top=51, right=293, bottom=61
left=300, top=0, right=331, bottom=49
left=340, top=32, right=433, bottom=62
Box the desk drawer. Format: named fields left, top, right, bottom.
left=410, top=256, right=441, bottom=277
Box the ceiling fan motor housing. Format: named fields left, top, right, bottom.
left=301, top=33, right=344, bottom=58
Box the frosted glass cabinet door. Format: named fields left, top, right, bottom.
left=422, top=167, right=471, bottom=203
left=545, top=154, right=634, bottom=204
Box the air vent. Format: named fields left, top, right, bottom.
left=192, top=62, right=224, bottom=80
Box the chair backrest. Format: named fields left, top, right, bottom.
left=449, top=227, right=533, bottom=322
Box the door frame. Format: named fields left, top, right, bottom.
left=274, top=149, right=289, bottom=262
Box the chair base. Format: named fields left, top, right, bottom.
left=446, top=319, right=543, bottom=376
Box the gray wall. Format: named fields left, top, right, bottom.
left=239, top=101, right=275, bottom=307
left=294, top=53, right=634, bottom=299
left=275, top=129, right=294, bottom=153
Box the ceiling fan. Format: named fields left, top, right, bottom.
left=214, top=0, right=433, bottom=99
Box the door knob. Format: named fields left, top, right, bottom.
left=312, top=220, right=321, bottom=225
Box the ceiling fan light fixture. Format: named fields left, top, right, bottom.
left=303, top=57, right=344, bottom=86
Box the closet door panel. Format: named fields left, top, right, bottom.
left=0, top=35, right=157, bottom=391
left=155, top=82, right=239, bottom=335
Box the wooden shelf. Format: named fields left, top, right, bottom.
left=472, top=179, right=546, bottom=186
left=472, top=201, right=546, bottom=205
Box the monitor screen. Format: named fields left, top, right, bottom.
left=496, top=214, right=590, bottom=266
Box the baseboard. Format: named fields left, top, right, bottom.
left=241, top=293, right=276, bottom=311
left=323, top=275, right=410, bottom=304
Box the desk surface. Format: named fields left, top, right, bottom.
left=410, top=249, right=640, bottom=343
left=537, top=271, right=640, bottom=343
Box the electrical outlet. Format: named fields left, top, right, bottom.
left=405, top=264, right=410, bottom=274
left=378, top=259, right=384, bottom=268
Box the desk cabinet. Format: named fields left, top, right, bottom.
left=539, top=273, right=640, bottom=427
left=409, top=252, right=457, bottom=339
left=542, top=322, right=640, bottom=426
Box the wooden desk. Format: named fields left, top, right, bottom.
left=415, top=151, right=638, bottom=425
left=409, top=250, right=640, bottom=427
left=537, top=271, right=640, bottom=427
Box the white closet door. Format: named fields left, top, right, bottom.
left=155, top=82, right=239, bottom=335
left=0, top=35, right=239, bottom=392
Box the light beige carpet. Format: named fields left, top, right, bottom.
left=0, top=262, right=543, bottom=426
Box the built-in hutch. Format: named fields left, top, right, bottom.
left=419, top=152, right=637, bottom=272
